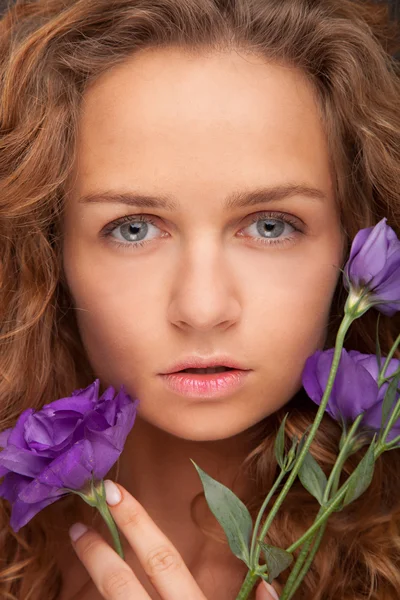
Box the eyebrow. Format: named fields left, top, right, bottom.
left=77, top=184, right=326, bottom=210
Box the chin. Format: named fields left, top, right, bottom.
left=150, top=414, right=259, bottom=442
left=173, top=429, right=240, bottom=442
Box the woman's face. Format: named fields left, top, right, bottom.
left=63, top=48, right=344, bottom=441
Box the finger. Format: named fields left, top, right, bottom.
left=104, top=480, right=207, bottom=600
left=70, top=522, right=152, bottom=600
left=256, top=579, right=280, bottom=600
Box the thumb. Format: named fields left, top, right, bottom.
left=255, top=579, right=280, bottom=600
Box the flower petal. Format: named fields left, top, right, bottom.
left=302, top=351, right=326, bottom=402
left=70, top=379, right=101, bottom=402
left=347, top=220, right=389, bottom=285
left=35, top=439, right=95, bottom=490
left=7, top=409, right=35, bottom=450
left=10, top=495, right=63, bottom=532
left=0, top=446, right=50, bottom=477
left=0, top=472, right=32, bottom=503
left=302, top=349, right=379, bottom=427
left=0, top=428, right=11, bottom=449
left=1, top=380, right=139, bottom=532
left=88, top=400, right=138, bottom=479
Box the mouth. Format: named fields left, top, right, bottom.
left=161, top=355, right=250, bottom=376
left=159, top=365, right=250, bottom=398
left=177, top=366, right=236, bottom=374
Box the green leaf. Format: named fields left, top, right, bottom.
left=380, top=372, right=400, bottom=434
left=296, top=425, right=312, bottom=459
left=285, top=434, right=298, bottom=470
left=343, top=439, right=376, bottom=506
left=332, top=496, right=345, bottom=512
left=190, top=459, right=252, bottom=565
left=349, top=431, right=372, bottom=455
left=338, top=414, right=349, bottom=451
left=258, top=541, right=293, bottom=582
left=338, top=428, right=347, bottom=452
left=298, top=450, right=327, bottom=505
left=274, top=413, right=289, bottom=470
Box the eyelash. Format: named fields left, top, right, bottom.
left=100, top=211, right=303, bottom=250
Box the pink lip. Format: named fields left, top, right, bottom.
left=162, top=355, right=248, bottom=374
left=159, top=369, right=251, bottom=398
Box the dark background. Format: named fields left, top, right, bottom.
left=0, top=0, right=398, bottom=58
left=386, top=0, right=400, bottom=21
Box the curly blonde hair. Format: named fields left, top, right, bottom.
left=0, top=0, right=399, bottom=598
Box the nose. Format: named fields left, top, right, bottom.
left=167, top=240, right=241, bottom=332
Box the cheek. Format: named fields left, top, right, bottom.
left=62, top=239, right=162, bottom=381
left=62, top=223, right=342, bottom=392
left=253, top=254, right=340, bottom=373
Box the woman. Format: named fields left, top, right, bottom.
left=0, top=1, right=399, bottom=599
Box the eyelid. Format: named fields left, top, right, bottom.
left=244, top=210, right=303, bottom=230
left=100, top=213, right=162, bottom=237
left=100, top=209, right=305, bottom=250
left=101, top=210, right=304, bottom=234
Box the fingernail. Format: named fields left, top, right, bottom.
left=104, top=479, right=122, bottom=506
left=263, top=580, right=280, bottom=600
left=69, top=522, right=88, bottom=542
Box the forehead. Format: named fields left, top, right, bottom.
left=70, top=48, right=333, bottom=202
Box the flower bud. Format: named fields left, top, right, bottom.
left=343, top=218, right=400, bottom=317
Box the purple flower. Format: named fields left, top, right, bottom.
left=302, top=348, right=400, bottom=443
left=0, top=380, right=139, bottom=531
left=343, top=218, right=400, bottom=316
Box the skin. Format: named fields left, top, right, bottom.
left=61, top=47, right=345, bottom=599
left=67, top=480, right=279, bottom=600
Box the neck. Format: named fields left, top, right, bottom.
left=116, top=415, right=257, bottom=545
left=55, top=415, right=260, bottom=599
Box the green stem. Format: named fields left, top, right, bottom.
left=283, top=440, right=388, bottom=595
left=378, top=333, right=400, bottom=386
left=235, top=312, right=353, bottom=600
left=379, top=393, right=400, bottom=446
left=279, top=416, right=361, bottom=599
left=94, top=480, right=125, bottom=560
left=287, top=440, right=384, bottom=554
left=280, top=535, right=314, bottom=600
left=61, top=479, right=125, bottom=560
left=276, top=428, right=387, bottom=600
left=252, top=313, right=353, bottom=566
left=286, top=477, right=348, bottom=553
left=236, top=398, right=387, bottom=599
left=249, top=468, right=288, bottom=565
left=323, top=413, right=364, bottom=501
left=254, top=424, right=351, bottom=600
left=379, top=367, right=400, bottom=386
left=383, top=432, right=400, bottom=449
left=235, top=566, right=267, bottom=600
left=283, top=522, right=327, bottom=600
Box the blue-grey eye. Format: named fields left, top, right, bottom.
left=256, top=218, right=286, bottom=238
left=239, top=212, right=300, bottom=247
left=110, top=218, right=162, bottom=244
left=118, top=221, right=149, bottom=242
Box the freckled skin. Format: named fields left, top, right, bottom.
left=61, top=48, right=345, bottom=588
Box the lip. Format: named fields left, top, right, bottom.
left=161, top=355, right=250, bottom=374
left=159, top=369, right=251, bottom=399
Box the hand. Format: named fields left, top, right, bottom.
left=69, top=479, right=279, bottom=599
